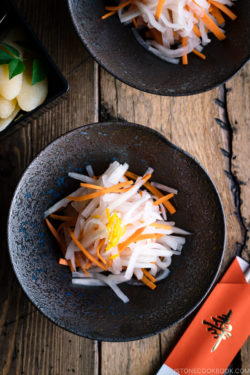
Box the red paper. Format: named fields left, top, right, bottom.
left=157, top=257, right=250, bottom=375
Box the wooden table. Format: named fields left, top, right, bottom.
left=1, top=0, right=249, bottom=374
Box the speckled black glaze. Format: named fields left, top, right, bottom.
left=8, top=122, right=225, bottom=341
left=67, top=0, right=249, bottom=96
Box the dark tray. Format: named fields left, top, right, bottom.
left=0, top=0, right=69, bottom=138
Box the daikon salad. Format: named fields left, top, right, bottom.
left=45, top=161, right=190, bottom=303
left=102, top=0, right=237, bottom=65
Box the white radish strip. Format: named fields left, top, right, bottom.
left=95, top=274, right=129, bottom=303
left=147, top=45, right=180, bottom=64
left=156, top=269, right=170, bottom=282
left=172, top=227, right=191, bottom=235
left=44, top=187, right=84, bottom=217
left=72, top=278, right=104, bottom=286
left=86, top=165, right=94, bottom=177
left=68, top=172, right=96, bottom=183
left=81, top=197, right=99, bottom=218
left=151, top=181, right=178, bottom=195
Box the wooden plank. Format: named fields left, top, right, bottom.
left=100, top=67, right=242, bottom=373
left=226, top=62, right=250, bottom=370
left=0, top=0, right=98, bottom=374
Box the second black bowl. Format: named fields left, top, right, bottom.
left=68, top=0, right=249, bottom=96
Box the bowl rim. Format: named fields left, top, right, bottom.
left=7, top=121, right=226, bottom=341
left=67, top=0, right=249, bottom=97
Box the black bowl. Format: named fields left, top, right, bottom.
left=67, top=0, right=249, bottom=96
left=8, top=122, right=225, bottom=341
left=0, top=0, right=69, bottom=138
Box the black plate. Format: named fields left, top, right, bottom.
left=67, top=0, right=249, bottom=96
left=8, top=122, right=225, bottom=341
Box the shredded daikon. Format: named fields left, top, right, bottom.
left=45, top=161, right=190, bottom=303
left=102, top=0, right=237, bottom=65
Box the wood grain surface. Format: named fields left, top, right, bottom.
left=0, top=0, right=249, bottom=374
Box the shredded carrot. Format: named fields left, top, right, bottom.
left=50, top=214, right=77, bottom=222
left=136, top=233, right=164, bottom=241
left=86, top=260, right=92, bottom=269
left=97, top=239, right=107, bottom=265
left=74, top=252, right=91, bottom=276
left=101, top=11, right=115, bottom=20
left=141, top=275, right=156, bottom=290
left=79, top=183, right=104, bottom=190
left=45, top=218, right=67, bottom=255
left=105, top=0, right=132, bottom=11
left=142, top=173, right=152, bottom=184
left=192, top=24, right=201, bottom=37
left=59, top=258, right=68, bottom=266
left=209, top=5, right=225, bottom=25
left=132, top=17, right=138, bottom=28
left=200, top=13, right=226, bottom=40
left=150, top=28, right=163, bottom=45
left=118, top=226, right=146, bottom=252
left=67, top=180, right=133, bottom=201
left=209, top=0, right=237, bottom=20
left=182, top=37, right=188, bottom=65
left=155, top=0, right=166, bottom=20
left=57, top=220, right=76, bottom=233
left=193, top=49, right=206, bottom=60
left=68, top=228, right=108, bottom=271
left=142, top=269, right=156, bottom=283
left=150, top=223, right=172, bottom=230
left=125, top=171, right=176, bottom=214
left=154, top=193, right=174, bottom=206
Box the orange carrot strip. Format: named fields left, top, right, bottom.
left=142, top=269, right=156, bottom=283
left=79, top=183, right=104, bottom=190
left=154, top=193, right=174, bottom=206
left=50, top=214, right=77, bottom=222
left=142, top=173, right=152, bottom=184
left=118, top=226, right=146, bottom=252
left=86, top=260, right=92, bottom=269
left=150, top=223, right=172, bottom=230
left=193, top=49, right=206, bottom=60
left=101, top=11, right=116, bottom=20
left=200, top=12, right=226, bottom=40
left=155, top=0, right=166, bottom=20
left=75, top=252, right=91, bottom=277
left=141, top=276, right=156, bottom=290
left=68, top=228, right=107, bottom=271
left=209, top=5, right=225, bottom=25
left=193, top=24, right=201, bottom=37
left=132, top=17, right=138, bottom=28
left=150, top=28, right=163, bottom=45
left=67, top=180, right=133, bottom=201
left=59, top=258, right=68, bottom=266
left=97, top=239, right=107, bottom=265
left=105, top=0, right=132, bottom=11
left=209, top=0, right=237, bottom=20
left=136, top=233, right=164, bottom=241
left=125, top=171, right=176, bottom=214
left=125, top=171, right=138, bottom=179
left=57, top=221, right=76, bottom=233
left=45, top=218, right=67, bottom=255
left=182, top=37, right=188, bottom=65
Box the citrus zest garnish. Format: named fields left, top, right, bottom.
left=106, top=208, right=126, bottom=251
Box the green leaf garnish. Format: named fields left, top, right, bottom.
left=32, top=58, right=47, bottom=85
left=8, top=59, right=25, bottom=79
left=1, top=42, right=20, bottom=57
left=0, top=48, right=14, bottom=65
